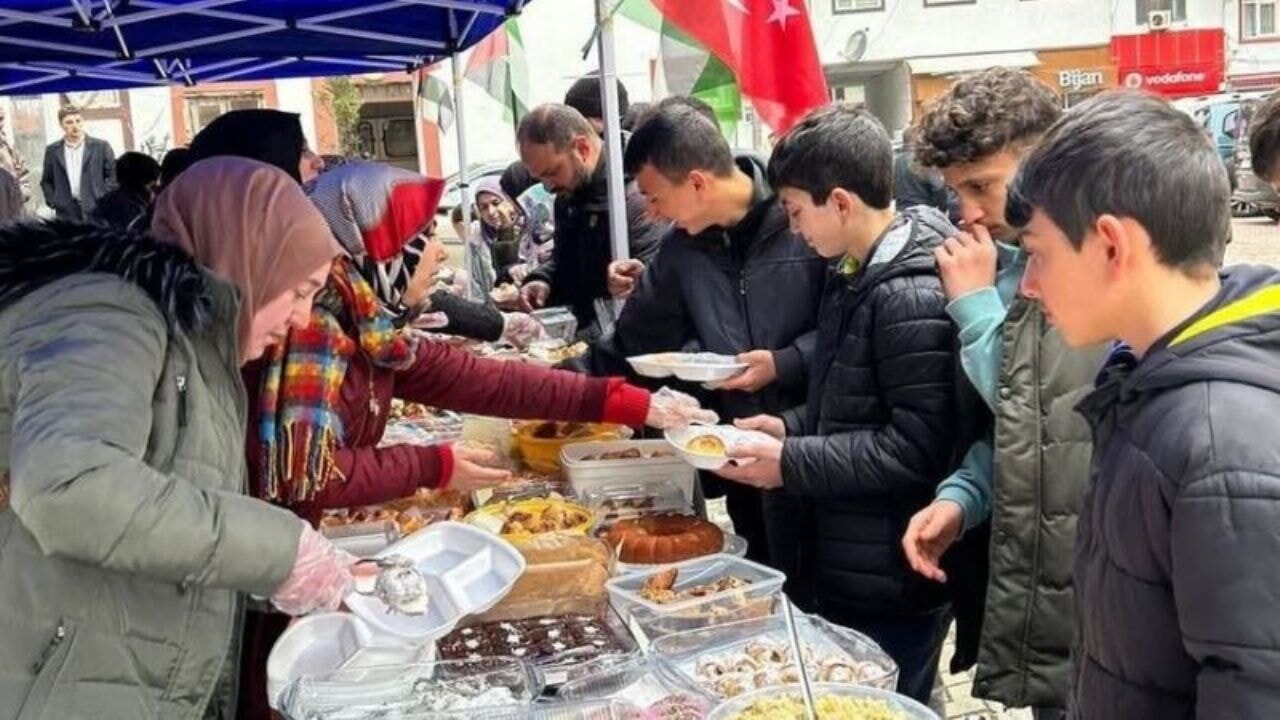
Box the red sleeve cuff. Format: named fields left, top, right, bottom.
left=436, top=444, right=454, bottom=490
left=601, top=378, right=651, bottom=428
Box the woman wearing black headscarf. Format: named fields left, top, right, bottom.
left=188, top=109, right=324, bottom=183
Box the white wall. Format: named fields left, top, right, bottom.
left=276, top=77, right=321, bottom=148
left=129, top=87, right=175, bottom=156
left=1221, top=0, right=1280, bottom=78
left=810, top=0, right=1111, bottom=65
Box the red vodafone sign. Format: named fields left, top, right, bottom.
left=1111, top=29, right=1225, bottom=98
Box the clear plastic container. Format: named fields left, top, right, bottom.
left=649, top=614, right=899, bottom=701
left=531, top=307, right=579, bottom=343
left=557, top=656, right=715, bottom=714
left=581, top=481, right=689, bottom=520
left=605, top=554, right=785, bottom=641
left=279, top=656, right=541, bottom=719
left=706, top=681, right=939, bottom=720
left=562, top=440, right=696, bottom=505
left=483, top=699, right=643, bottom=720
left=436, top=609, right=640, bottom=687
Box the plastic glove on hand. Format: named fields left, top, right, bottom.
left=645, top=386, right=719, bottom=429
left=500, top=312, right=546, bottom=349
left=271, top=524, right=358, bottom=616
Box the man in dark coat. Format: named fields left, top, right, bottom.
left=716, top=105, right=965, bottom=705
left=584, top=102, right=826, bottom=586
left=516, top=104, right=665, bottom=340
left=91, top=151, right=160, bottom=229
left=40, top=105, right=115, bottom=221
left=1010, top=89, right=1280, bottom=719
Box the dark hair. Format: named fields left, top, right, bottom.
left=57, top=105, right=81, bottom=123
left=516, top=104, right=596, bottom=151
left=1008, top=90, right=1228, bottom=270
left=114, top=152, right=161, bottom=193
left=1249, top=90, right=1280, bottom=181
left=654, top=96, right=718, bottom=126
left=768, top=104, right=893, bottom=209
left=500, top=161, right=536, bottom=198
left=912, top=68, right=1062, bottom=169
left=624, top=104, right=734, bottom=182
left=188, top=109, right=307, bottom=183
left=621, top=102, right=652, bottom=132
left=564, top=73, right=630, bottom=122
left=159, top=147, right=192, bottom=188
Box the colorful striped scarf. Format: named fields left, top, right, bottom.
left=259, top=255, right=415, bottom=503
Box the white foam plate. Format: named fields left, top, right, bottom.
left=265, top=613, right=435, bottom=710
left=344, top=521, right=527, bottom=643
left=627, top=353, right=748, bottom=383
left=663, top=426, right=774, bottom=471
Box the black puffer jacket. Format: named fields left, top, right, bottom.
left=780, top=207, right=963, bottom=618
left=524, top=149, right=665, bottom=340
left=1070, top=265, right=1280, bottom=720
left=586, top=154, right=825, bottom=421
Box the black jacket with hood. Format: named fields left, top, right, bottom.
left=1070, top=265, right=1280, bottom=720
left=780, top=206, right=973, bottom=619
left=524, top=145, right=665, bottom=340
left=586, top=153, right=825, bottom=421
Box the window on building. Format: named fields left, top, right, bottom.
left=833, top=0, right=885, bottom=13
left=1135, top=0, right=1186, bottom=24
left=923, top=0, right=974, bottom=6
left=185, top=92, right=266, bottom=136
left=63, top=90, right=122, bottom=109
left=1244, top=0, right=1279, bottom=39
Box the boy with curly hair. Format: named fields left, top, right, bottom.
left=900, top=68, right=1107, bottom=720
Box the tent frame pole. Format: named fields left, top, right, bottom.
left=594, top=0, right=629, bottom=263
left=452, top=52, right=474, bottom=275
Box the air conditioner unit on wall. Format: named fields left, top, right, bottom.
left=1148, top=9, right=1173, bottom=29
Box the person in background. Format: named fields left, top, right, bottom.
left=92, top=151, right=161, bottom=229
left=563, top=72, right=630, bottom=135
left=501, top=161, right=537, bottom=199
left=188, top=108, right=324, bottom=184
left=237, top=160, right=711, bottom=719
left=586, top=102, right=826, bottom=585
left=1249, top=88, right=1280, bottom=192
left=621, top=101, right=653, bottom=133
left=465, top=176, right=539, bottom=299
left=159, top=146, right=192, bottom=189
left=892, top=144, right=950, bottom=215
left=0, top=105, right=30, bottom=203
left=1009, top=89, right=1280, bottom=719
left=517, top=104, right=665, bottom=339
left=0, top=157, right=350, bottom=719
left=41, top=105, right=115, bottom=221
left=0, top=169, right=22, bottom=222
left=899, top=68, right=1106, bottom=720
left=716, top=105, right=963, bottom=704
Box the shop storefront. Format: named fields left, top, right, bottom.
left=1110, top=28, right=1226, bottom=98
left=909, top=45, right=1116, bottom=118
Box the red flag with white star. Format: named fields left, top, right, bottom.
left=649, top=0, right=828, bottom=133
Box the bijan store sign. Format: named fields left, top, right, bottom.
left=1058, top=69, right=1106, bottom=92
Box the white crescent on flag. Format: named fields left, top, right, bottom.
left=726, top=0, right=750, bottom=13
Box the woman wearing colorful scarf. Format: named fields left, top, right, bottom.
left=237, top=162, right=706, bottom=717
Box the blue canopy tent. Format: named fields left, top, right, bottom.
left=0, top=1, right=524, bottom=95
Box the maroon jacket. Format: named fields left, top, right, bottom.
left=242, top=338, right=651, bottom=524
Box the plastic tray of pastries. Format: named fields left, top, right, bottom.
left=706, top=681, right=939, bottom=720
left=649, top=614, right=899, bottom=701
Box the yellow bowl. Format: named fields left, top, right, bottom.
left=465, top=497, right=596, bottom=540
left=514, top=422, right=625, bottom=473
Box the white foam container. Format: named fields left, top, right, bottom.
left=265, top=612, right=436, bottom=710
left=627, top=353, right=747, bottom=383
left=561, top=440, right=697, bottom=504
left=663, top=426, right=774, bottom=471
left=344, top=521, right=527, bottom=643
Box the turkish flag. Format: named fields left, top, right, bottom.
left=651, top=0, right=829, bottom=133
